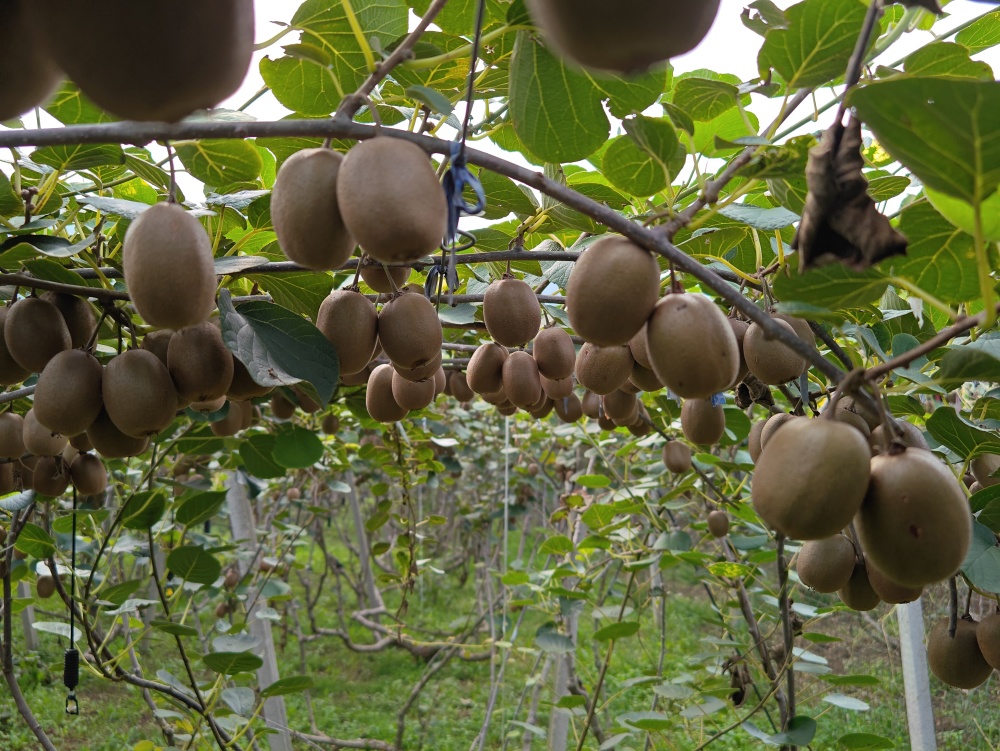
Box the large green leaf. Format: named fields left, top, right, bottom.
left=33, top=144, right=125, bottom=172
left=174, top=140, right=262, bottom=186
left=121, top=490, right=168, bottom=531
left=903, top=42, right=993, bottom=80
left=602, top=136, right=667, bottom=196
left=14, top=523, right=55, bottom=559
left=772, top=265, right=888, bottom=310
left=272, top=424, right=325, bottom=469
left=926, top=407, right=1000, bottom=459
left=672, top=77, right=739, bottom=122
left=955, top=10, right=1000, bottom=55
left=175, top=491, right=229, bottom=528
left=203, top=651, right=264, bottom=676
left=890, top=202, right=979, bottom=304
left=962, top=521, right=1000, bottom=594
left=240, top=434, right=288, bottom=479
left=166, top=545, right=222, bottom=586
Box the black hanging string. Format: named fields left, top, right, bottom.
left=64, top=486, right=79, bottom=715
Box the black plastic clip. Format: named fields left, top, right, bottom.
left=65, top=693, right=79, bottom=715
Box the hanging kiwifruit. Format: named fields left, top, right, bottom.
left=468, top=343, right=509, bottom=395
left=103, top=350, right=179, bottom=438
left=270, top=392, right=296, bottom=420
left=776, top=314, right=817, bottom=351
left=540, top=375, right=573, bottom=400
left=29, top=0, right=254, bottom=122
left=752, top=418, right=871, bottom=540
left=433, top=368, right=447, bottom=397
left=866, top=562, right=923, bottom=605
left=565, top=236, right=660, bottom=347
left=503, top=351, right=543, bottom=409
left=5, top=296, right=72, bottom=373
left=836, top=395, right=880, bottom=431
left=869, top=420, right=929, bottom=453
left=484, top=278, right=542, bottom=348
left=707, top=510, right=729, bottom=538
left=32, top=455, right=69, bottom=497
left=681, top=398, right=726, bottom=446
left=23, top=408, right=67, bottom=456
left=40, top=292, right=97, bottom=350
left=449, top=372, right=475, bottom=403
left=322, top=413, right=340, bottom=435
left=1, top=1, right=61, bottom=119
left=378, top=293, right=442, bottom=369
left=482, top=386, right=509, bottom=406
left=554, top=393, right=583, bottom=423
left=533, top=326, right=576, bottom=380
left=759, top=413, right=796, bottom=449
left=646, top=294, right=739, bottom=399
left=86, top=409, right=149, bottom=458
left=976, top=613, right=1000, bottom=670
left=123, top=203, right=217, bottom=329
left=743, top=320, right=807, bottom=385
left=367, top=364, right=409, bottom=423
left=35, top=575, right=56, bottom=599
left=662, top=441, right=691, bottom=474
left=141, top=330, right=174, bottom=367
left=316, top=289, right=380, bottom=376
left=210, top=401, right=248, bottom=437
left=582, top=390, right=601, bottom=420
left=837, top=560, right=881, bottom=612
left=628, top=324, right=652, bottom=370
left=832, top=406, right=871, bottom=438
left=391, top=369, right=435, bottom=411
left=575, top=343, right=634, bottom=396
left=290, top=386, right=322, bottom=415
left=394, top=352, right=443, bottom=384
left=69, top=452, right=108, bottom=496
left=727, top=319, right=750, bottom=386
left=796, top=535, right=856, bottom=593
left=337, top=138, right=447, bottom=264
left=856, top=447, right=971, bottom=588
left=33, top=349, right=104, bottom=437
left=628, top=364, right=662, bottom=393
left=747, top=420, right=766, bottom=463
left=927, top=618, right=993, bottom=689
left=972, top=454, right=1000, bottom=487
left=524, top=0, right=721, bottom=74
left=0, top=465, right=13, bottom=497
left=0, top=413, right=24, bottom=460
left=604, top=390, right=639, bottom=426
left=227, top=356, right=273, bottom=401
left=496, top=402, right=518, bottom=417
left=272, top=148, right=355, bottom=270
left=531, top=398, right=555, bottom=419
left=359, top=261, right=412, bottom=293
left=628, top=409, right=652, bottom=436
left=0, top=307, right=30, bottom=386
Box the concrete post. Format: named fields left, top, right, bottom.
left=897, top=599, right=937, bottom=751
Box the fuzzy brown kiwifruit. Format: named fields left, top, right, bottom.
left=662, top=441, right=692, bottom=473
left=226, top=357, right=273, bottom=400
left=597, top=412, right=616, bottom=431
left=391, top=369, right=435, bottom=411
left=0, top=307, right=30, bottom=386
left=747, top=420, right=766, bottom=463
left=776, top=314, right=817, bottom=351
left=837, top=561, right=881, bottom=612
left=86, top=409, right=149, bottom=458
left=5, top=297, right=72, bottom=373
left=360, top=262, right=412, bottom=293
left=270, top=392, right=296, bottom=420
left=123, top=203, right=217, bottom=328
left=394, top=352, right=442, bottom=383
left=927, top=618, right=993, bottom=689
left=727, top=318, right=750, bottom=386
left=496, top=402, right=518, bottom=417
left=69, top=432, right=93, bottom=453
left=103, top=350, right=179, bottom=438
left=856, top=447, right=971, bottom=588
left=565, top=236, right=660, bottom=346
left=337, top=138, right=447, bottom=264
left=0, top=413, right=24, bottom=460
left=378, top=293, right=442, bottom=369
left=972, top=454, right=1000, bottom=488
left=23, top=408, right=67, bottom=456
left=707, top=510, right=729, bottom=538
left=681, top=398, right=726, bottom=446
left=30, top=0, right=253, bottom=122
left=141, top=330, right=174, bottom=367
left=433, top=367, right=447, bottom=397
left=530, top=397, right=555, bottom=420
left=35, top=574, right=56, bottom=599
left=367, top=364, right=408, bottom=423
left=752, top=418, right=871, bottom=540
left=33, top=349, right=104, bottom=437
left=449, top=372, right=475, bottom=403
left=468, top=343, right=509, bottom=395
left=322, top=414, right=340, bottom=435
left=554, top=393, right=583, bottom=424
left=272, top=148, right=354, bottom=271
left=628, top=409, right=652, bottom=436
left=628, top=363, right=663, bottom=393
left=32, top=455, right=69, bottom=497
left=290, top=386, right=322, bottom=414
left=646, top=294, right=739, bottom=399
left=976, top=613, right=1000, bottom=670
left=836, top=396, right=881, bottom=431
left=743, top=320, right=807, bottom=385
left=796, top=535, right=856, bottom=594
left=0, top=0, right=62, bottom=121
left=760, top=413, right=796, bottom=449
left=69, top=452, right=108, bottom=496
left=582, top=390, right=601, bottom=419
left=865, top=562, right=923, bottom=604
left=524, top=0, right=720, bottom=74
left=619, top=378, right=641, bottom=395
left=167, top=323, right=234, bottom=403
left=0, top=462, right=13, bottom=496
left=484, top=278, right=542, bottom=348
left=341, top=365, right=373, bottom=387
left=503, top=351, right=543, bottom=409
left=317, top=289, right=379, bottom=375
left=831, top=406, right=871, bottom=438
left=602, top=390, right=638, bottom=424
left=869, top=420, right=929, bottom=454
left=533, top=326, right=576, bottom=380
left=628, top=324, right=652, bottom=370
left=40, top=292, right=97, bottom=350
left=210, top=401, right=250, bottom=437
left=540, top=375, right=573, bottom=400
left=575, top=343, right=634, bottom=396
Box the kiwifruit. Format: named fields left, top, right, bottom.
left=743, top=320, right=807, bottom=385
left=972, top=454, right=1000, bottom=487
left=565, top=236, right=660, bottom=346
left=103, top=350, right=179, bottom=438
left=210, top=401, right=247, bottom=437
left=628, top=324, right=652, bottom=370
left=215, top=602, right=231, bottom=619
left=0, top=307, right=30, bottom=385
left=496, top=402, right=518, bottom=417
left=856, top=447, right=971, bottom=587
left=69, top=452, right=108, bottom=496
left=796, top=535, right=856, bottom=593
left=227, top=356, right=273, bottom=400
left=619, top=378, right=641, bottom=395
left=40, top=292, right=97, bottom=350
left=575, top=343, right=634, bottom=396
left=4, top=297, right=72, bottom=373
left=86, top=409, right=149, bottom=459
left=141, top=330, right=174, bottom=367
left=468, top=343, right=509, bottom=395
left=367, top=364, right=408, bottom=423
left=927, top=618, right=993, bottom=689
left=391, top=369, right=435, bottom=411
left=62, top=443, right=82, bottom=468
left=527, top=391, right=549, bottom=413
left=597, top=412, right=617, bottom=431
left=484, top=278, right=541, bottom=348
left=582, top=391, right=601, bottom=419
left=360, top=261, right=412, bottom=293
left=970, top=481, right=984, bottom=494
left=869, top=420, right=929, bottom=454
left=270, top=392, right=296, bottom=420
left=533, top=326, right=576, bottom=380
left=69, top=433, right=93, bottom=453
left=123, top=203, right=217, bottom=329
left=315, top=289, right=379, bottom=378
left=707, top=510, right=729, bottom=538
left=32, top=455, right=69, bottom=497
left=433, top=368, right=447, bottom=397
left=290, top=386, right=322, bottom=414
left=0, top=463, right=13, bottom=495
left=838, top=561, right=881, bottom=612
left=15, top=456, right=37, bottom=492
left=0, top=413, right=24, bottom=460
left=646, top=294, right=739, bottom=399
left=541, top=375, right=573, bottom=400
left=760, top=413, right=796, bottom=449
left=224, top=568, right=241, bottom=590
left=393, top=352, right=442, bottom=383
left=662, top=441, right=692, bottom=473
left=449, top=372, right=475, bottom=403
left=752, top=418, right=871, bottom=540
left=342, top=365, right=373, bottom=387
left=976, top=613, right=1000, bottom=670
left=776, top=314, right=817, bottom=350
left=831, top=406, right=871, bottom=438
left=164, top=322, right=233, bottom=404
left=319, top=414, right=339, bottom=436
left=271, top=148, right=355, bottom=270
left=30, top=0, right=253, bottom=122
left=530, top=397, right=554, bottom=419
left=603, top=390, right=637, bottom=423
left=747, top=420, right=766, bottom=463
left=628, top=408, right=652, bottom=436
left=33, top=350, right=103, bottom=437
left=34, top=574, right=57, bottom=599
left=0, top=0, right=62, bottom=120
left=378, top=293, right=442, bottom=369
left=337, top=138, right=447, bottom=264
left=727, top=319, right=750, bottom=386
left=836, top=396, right=880, bottom=431
left=23, top=408, right=67, bottom=456
left=866, top=562, right=922, bottom=604
left=525, top=0, right=721, bottom=74
left=554, top=393, right=583, bottom=423
left=503, top=351, right=543, bottom=409
left=681, top=398, right=726, bottom=446
left=629, top=363, right=663, bottom=393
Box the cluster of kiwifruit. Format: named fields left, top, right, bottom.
left=0, top=0, right=254, bottom=123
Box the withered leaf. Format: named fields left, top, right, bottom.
left=793, top=117, right=908, bottom=272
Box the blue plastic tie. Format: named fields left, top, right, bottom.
left=443, top=141, right=485, bottom=247
left=711, top=392, right=726, bottom=407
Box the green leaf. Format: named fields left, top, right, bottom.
left=593, top=621, right=640, bottom=642
left=585, top=68, right=669, bottom=119
left=866, top=175, right=910, bottom=202
left=823, top=694, right=869, bottom=711
left=218, top=290, right=339, bottom=406
left=837, top=733, right=895, bottom=749
left=240, top=434, right=287, bottom=479
left=261, top=675, right=315, bottom=697
left=175, top=491, right=229, bottom=528
left=121, top=490, right=168, bottom=531
left=150, top=620, right=200, bottom=637
left=404, top=85, right=454, bottom=115
left=575, top=474, right=611, bottom=488
left=33, top=622, right=83, bottom=642
left=260, top=57, right=342, bottom=116
left=166, top=546, right=222, bottom=586
left=673, top=77, right=739, bottom=122
left=772, top=265, right=888, bottom=310
left=707, top=562, right=753, bottom=578
left=580, top=504, right=617, bottom=530
left=14, top=523, right=55, bottom=559
left=925, top=187, right=1000, bottom=244
left=0, top=171, right=22, bottom=216
left=0, top=490, right=35, bottom=513
left=601, top=136, right=667, bottom=196
left=33, top=144, right=125, bottom=172
left=937, top=347, right=1000, bottom=385
left=926, top=407, right=1000, bottom=459
left=203, top=651, right=264, bottom=676
left=890, top=202, right=980, bottom=304
left=535, top=628, right=574, bottom=653
left=956, top=10, right=1000, bottom=54
left=538, top=535, right=574, bottom=556
left=175, top=140, right=262, bottom=186
left=719, top=204, right=799, bottom=231
left=555, top=695, right=587, bottom=709
left=962, top=521, right=1000, bottom=594
left=903, top=42, right=993, bottom=80
left=972, top=484, right=1000, bottom=513
left=272, top=424, right=325, bottom=469
left=502, top=571, right=530, bottom=586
